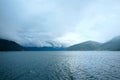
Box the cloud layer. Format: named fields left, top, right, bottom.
left=0, top=0, right=120, bottom=46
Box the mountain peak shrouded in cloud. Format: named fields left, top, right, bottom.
left=0, top=0, right=120, bottom=46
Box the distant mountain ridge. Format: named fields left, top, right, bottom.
left=67, top=41, right=102, bottom=51
left=99, top=36, right=120, bottom=51
left=22, top=40, right=65, bottom=47
left=23, top=41, right=65, bottom=51
left=0, top=39, right=24, bottom=51
left=0, top=38, right=65, bottom=51
left=25, top=47, right=64, bottom=51
left=67, top=36, right=120, bottom=51
left=0, top=35, right=120, bottom=51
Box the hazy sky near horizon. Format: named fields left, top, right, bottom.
left=0, top=0, right=120, bottom=46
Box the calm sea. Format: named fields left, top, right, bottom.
left=0, top=51, right=120, bottom=80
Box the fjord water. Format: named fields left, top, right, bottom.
left=0, top=51, right=120, bottom=80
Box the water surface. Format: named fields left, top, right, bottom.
left=0, top=51, right=120, bottom=80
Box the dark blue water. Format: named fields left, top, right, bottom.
left=0, top=51, right=120, bottom=80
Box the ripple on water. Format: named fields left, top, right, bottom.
left=0, top=51, right=120, bottom=80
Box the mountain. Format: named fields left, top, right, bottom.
left=67, top=36, right=120, bottom=51
left=1, top=35, right=120, bottom=51
left=24, top=47, right=64, bottom=51
left=67, top=41, right=102, bottom=51
left=23, top=40, right=65, bottom=47
left=99, top=36, right=120, bottom=51
left=0, top=39, right=64, bottom=51
left=0, top=39, right=24, bottom=51
left=23, top=41, right=65, bottom=51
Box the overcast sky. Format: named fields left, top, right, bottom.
left=0, top=0, right=120, bottom=46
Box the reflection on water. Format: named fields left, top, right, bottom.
left=0, top=51, right=120, bottom=80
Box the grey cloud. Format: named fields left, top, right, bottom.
left=0, top=0, right=120, bottom=46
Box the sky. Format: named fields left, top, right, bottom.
left=0, top=0, right=120, bottom=46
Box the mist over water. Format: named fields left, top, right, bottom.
left=0, top=51, right=120, bottom=80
